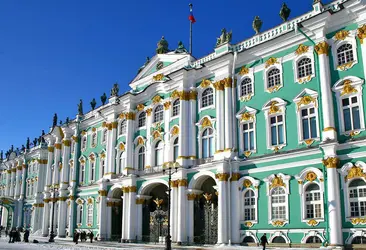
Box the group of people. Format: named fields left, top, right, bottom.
left=4, top=227, right=30, bottom=243
left=73, top=230, right=94, bottom=244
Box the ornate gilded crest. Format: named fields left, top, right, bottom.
left=239, top=66, right=249, bottom=76
left=295, top=44, right=309, bottom=55
left=152, top=95, right=162, bottom=104
left=163, top=101, right=171, bottom=110
left=357, top=25, right=366, bottom=44
left=137, top=137, right=144, bottom=146
left=272, top=220, right=285, bottom=227
left=137, top=104, right=145, bottom=111
left=315, top=41, right=329, bottom=56
left=171, top=126, right=179, bottom=136
left=265, top=57, right=278, bottom=68
left=241, top=112, right=254, bottom=122
left=200, top=79, right=212, bottom=88
left=270, top=175, right=286, bottom=189
left=341, top=80, right=357, bottom=96
left=201, top=117, right=212, bottom=128
left=307, top=219, right=319, bottom=227
left=153, top=198, right=163, bottom=208
left=296, top=96, right=316, bottom=110
left=171, top=90, right=180, bottom=99
left=334, top=30, right=350, bottom=41
left=153, top=73, right=164, bottom=81
left=305, top=171, right=317, bottom=182
left=345, top=166, right=366, bottom=182
left=203, top=193, right=212, bottom=202
left=243, top=179, right=252, bottom=188
left=119, top=143, right=125, bottom=151
left=268, top=101, right=280, bottom=114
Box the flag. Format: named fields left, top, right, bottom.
left=189, top=4, right=196, bottom=23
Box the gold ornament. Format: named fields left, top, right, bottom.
left=341, top=80, right=357, bottom=96
left=163, top=101, right=171, bottom=110
left=350, top=218, right=366, bottom=225
left=357, top=25, right=366, bottom=44
left=268, top=101, right=280, bottom=114
left=137, top=137, right=144, bottom=146
left=315, top=41, right=330, bottom=56
left=241, top=112, right=255, bottom=121
left=153, top=197, right=163, bottom=208
left=245, top=222, right=253, bottom=228
left=203, top=193, right=212, bottom=202
left=334, top=30, right=350, bottom=41
left=244, top=151, right=252, bottom=158
left=153, top=73, right=164, bottom=81
left=125, top=112, right=136, bottom=120
left=345, top=165, right=366, bottom=182
left=200, top=79, right=212, bottom=88
left=307, top=219, right=318, bottom=227
left=201, top=117, right=212, bottom=128
left=187, top=193, right=196, bottom=200
left=322, top=157, right=339, bottom=169
left=119, top=143, right=125, bottom=151
left=270, top=175, right=286, bottom=189
left=171, top=90, right=180, bottom=99
left=296, top=96, right=316, bottom=110
left=304, top=139, right=314, bottom=146
left=152, top=95, right=162, bottom=104
left=243, top=179, right=252, bottom=188
left=137, top=104, right=145, bottom=111
left=295, top=44, right=309, bottom=55
left=171, top=126, right=179, bottom=136
left=239, top=66, right=249, bottom=76
left=265, top=57, right=278, bottom=68
left=272, top=220, right=285, bottom=227
left=305, top=171, right=317, bottom=182
left=146, top=108, right=152, bottom=116
left=215, top=173, right=229, bottom=181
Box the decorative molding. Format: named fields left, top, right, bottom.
left=200, top=79, right=212, bottom=88
left=98, top=190, right=107, bottom=196
left=340, top=80, right=357, bottom=96
left=137, top=104, right=145, bottom=111
left=48, top=146, right=54, bottom=153
left=152, top=95, right=162, bottom=104
left=178, top=179, right=188, bottom=187
left=265, top=57, right=278, bottom=68
left=153, top=73, right=164, bottom=81
left=334, top=30, right=350, bottom=41
left=215, top=173, right=229, bottom=181
left=238, top=66, right=249, bottom=76
left=163, top=101, right=171, bottom=110
left=357, top=25, right=366, bottom=44
left=201, top=117, right=212, bottom=128
left=315, top=41, right=329, bottom=56
left=295, top=44, right=309, bottom=55
left=322, top=157, right=339, bottom=169
left=146, top=108, right=152, bottom=116
left=54, top=143, right=62, bottom=150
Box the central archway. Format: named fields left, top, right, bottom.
left=109, top=188, right=123, bottom=241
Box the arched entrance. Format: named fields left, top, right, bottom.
left=110, top=188, right=123, bottom=241
left=0, top=197, right=15, bottom=229
left=141, top=183, right=168, bottom=243
left=193, top=176, right=218, bottom=244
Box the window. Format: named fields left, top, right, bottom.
left=87, top=205, right=93, bottom=225
left=138, top=146, right=145, bottom=171
left=297, top=58, right=312, bottom=78
left=202, top=128, right=214, bottom=158
left=349, top=179, right=366, bottom=217
left=173, top=137, right=179, bottom=162
left=90, top=161, right=95, bottom=182
left=201, top=88, right=214, bottom=108
left=305, top=184, right=322, bottom=219
left=100, top=159, right=105, bottom=177
left=271, top=187, right=286, bottom=220
left=119, top=152, right=126, bottom=172
left=172, top=99, right=180, bottom=117
left=267, top=68, right=281, bottom=88
left=352, top=236, right=366, bottom=244
left=81, top=137, right=87, bottom=151
left=272, top=236, right=286, bottom=244
left=240, top=78, right=253, bottom=96
left=301, top=107, right=318, bottom=140
left=102, top=129, right=107, bottom=144
left=243, top=236, right=255, bottom=243
left=243, top=122, right=255, bottom=151
left=244, top=190, right=256, bottom=221
left=337, top=43, right=354, bottom=66
left=71, top=142, right=75, bottom=153
left=270, top=115, right=284, bottom=146
left=342, top=96, right=361, bottom=132
left=120, top=120, right=127, bottom=135
left=77, top=205, right=83, bottom=224
left=154, top=105, right=164, bottom=123
left=91, top=133, right=97, bottom=147
left=80, top=164, right=85, bottom=183
left=306, top=236, right=322, bottom=243
left=154, top=141, right=164, bottom=166
left=138, top=112, right=146, bottom=127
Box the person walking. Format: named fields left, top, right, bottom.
left=89, top=230, right=94, bottom=243
left=260, top=233, right=268, bottom=250
left=73, top=230, right=80, bottom=244
left=24, top=229, right=29, bottom=242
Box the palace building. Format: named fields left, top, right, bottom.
left=1, top=0, right=366, bottom=247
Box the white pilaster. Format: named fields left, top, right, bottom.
left=164, top=103, right=171, bottom=163
left=178, top=93, right=190, bottom=166
left=230, top=173, right=240, bottom=244
left=176, top=179, right=187, bottom=243
left=215, top=87, right=225, bottom=152
left=125, top=114, right=135, bottom=169
left=127, top=187, right=136, bottom=241
left=224, top=80, right=233, bottom=150
left=189, top=91, right=197, bottom=161
left=217, top=174, right=228, bottom=244
left=98, top=180, right=108, bottom=240
left=145, top=110, right=153, bottom=168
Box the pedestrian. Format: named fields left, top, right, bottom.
left=82, top=231, right=86, bottom=242
left=10, top=227, right=16, bottom=243
left=24, top=229, right=29, bottom=242
left=74, top=230, right=80, bottom=244
left=260, top=233, right=268, bottom=250
left=16, top=229, right=21, bottom=242
left=5, top=228, right=8, bottom=237
left=89, top=230, right=94, bottom=243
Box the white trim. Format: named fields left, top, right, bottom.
left=239, top=176, right=260, bottom=226
left=198, top=86, right=215, bottom=112
left=236, top=68, right=255, bottom=102
left=330, top=30, right=358, bottom=71
left=263, top=58, right=283, bottom=93
left=301, top=231, right=325, bottom=244
left=269, top=232, right=291, bottom=243
left=196, top=116, right=216, bottom=159
left=236, top=106, right=258, bottom=155
left=292, top=47, right=315, bottom=84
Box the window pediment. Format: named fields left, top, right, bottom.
left=236, top=106, right=257, bottom=123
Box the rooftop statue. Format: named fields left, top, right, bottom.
left=90, top=98, right=97, bottom=110
left=21, top=145, right=25, bottom=152
left=101, top=93, right=107, bottom=105
left=0, top=151, right=3, bottom=161
left=138, top=57, right=150, bottom=73
left=216, top=28, right=232, bottom=47
left=252, top=16, right=263, bottom=34
left=174, top=41, right=188, bottom=53
left=78, top=99, right=83, bottom=116
left=33, top=138, right=38, bottom=147
left=279, top=3, right=291, bottom=22
left=156, top=36, right=169, bottom=54
left=53, top=113, right=58, bottom=127
left=110, top=83, right=119, bottom=97
left=26, top=137, right=30, bottom=150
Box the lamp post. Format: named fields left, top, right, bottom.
left=49, top=187, right=58, bottom=242
left=163, top=162, right=178, bottom=250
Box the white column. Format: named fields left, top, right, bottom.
left=230, top=173, right=240, bottom=244
left=215, top=85, right=225, bottom=152
left=127, top=187, right=136, bottom=241
left=178, top=93, right=190, bottom=166
left=224, top=78, right=233, bottom=150
left=14, top=165, right=22, bottom=198
left=323, top=157, right=343, bottom=245
left=315, top=41, right=337, bottom=141
left=53, top=142, right=62, bottom=185
left=136, top=198, right=143, bottom=241
left=358, top=28, right=366, bottom=86
left=176, top=179, right=187, bottom=243
left=5, top=169, right=11, bottom=196
left=170, top=182, right=178, bottom=242
left=10, top=168, right=15, bottom=197
left=164, top=103, right=171, bottom=163
left=110, top=122, right=118, bottom=174
left=98, top=187, right=108, bottom=240
left=68, top=197, right=76, bottom=237
left=186, top=194, right=195, bottom=243
left=145, top=109, right=153, bottom=168
left=17, top=200, right=23, bottom=228
left=125, top=114, right=135, bottom=169
left=42, top=197, right=51, bottom=236
left=60, top=139, right=71, bottom=189
left=217, top=174, right=228, bottom=244
left=106, top=204, right=112, bottom=239
left=57, top=189, right=68, bottom=237
left=189, top=91, right=197, bottom=160
left=121, top=191, right=128, bottom=241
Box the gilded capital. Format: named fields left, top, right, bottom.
left=128, top=186, right=137, bottom=192
left=125, top=112, right=136, bottom=120
left=54, top=143, right=62, bottom=150
left=315, top=41, right=330, bottom=56
left=146, top=108, right=152, bottom=116
left=189, top=90, right=197, bottom=101
left=48, top=146, right=54, bottom=153
left=215, top=173, right=229, bottom=181
left=170, top=180, right=179, bottom=188
left=178, top=179, right=188, bottom=187
left=357, top=25, right=366, bottom=44
left=63, top=140, right=71, bottom=147
left=322, top=157, right=339, bottom=169
left=98, top=190, right=107, bottom=196
left=231, top=173, right=241, bottom=181
left=136, top=198, right=145, bottom=204
left=187, top=193, right=196, bottom=200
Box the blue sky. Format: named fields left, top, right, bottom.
left=0, top=0, right=331, bottom=152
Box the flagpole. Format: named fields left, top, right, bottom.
left=189, top=3, right=193, bottom=55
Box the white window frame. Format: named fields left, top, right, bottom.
left=153, top=140, right=164, bottom=167
left=99, top=153, right=106, bottom=178
left=239, top=176, right=260, bottom=225
left=119, top=120, right=127, bottom=136
left=102, top=129, right=108, bottom=144
left=172, top=99, right=180, bottom=118
left=137, top=111, right=146, bottom=129
left=339, top=161, right=366, bottom=224
left=69, top=159, right=74, bottom=183
left=295, top=167, right=325, bottom=224
left=262, top=98, right=287, bottom=151
left=292, top=46, right=315, bottom=84
left=81, top=136, right=87, bottom=151
left=198, top=86, right=215, bottom=112
left=263, top=58, right=283, bottom=93
left=332, top=76, right=365, bottom=135
left=79, top=157, right=86, bottom=184
left=236, top=67, right=254, bottom=102
left=171, top=136, right=179, bottom=162
left=76, top=203, right=84, bottom=225
left=91, top=132, right=97, bottom=148
left=264, top=173, right=290, bottom=225
left=196, top=116, right=216, bottom=159
left=293, top=89, right=320, bottom=144
left=236, top=106, right=257, bottom=155
left=89, top=155, right=96, bottom=183
left=135, top=145, right=146, bottom=171
left=87, top=204, right=93, bottom=226
left=331, top=30, right=358, bottom=71
left=117, top=151, right=126, bottom=174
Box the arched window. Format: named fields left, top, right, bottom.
left=243, top=236, right=255, bottom=243
left=271, top=187, right=286, bottom=220
left=267, top=68, right=281, bottom=88
left=90, top=161, right=95, bottom=182
left=240, top=78, right=253, bottom=96
left=119, top=152, right=126, bottom=173
left=80, top=164, right=85, bottom=183
left=337, top=43, right=354, bottom=66
left=272, top=236, right=286, bottom=243
left=87, top=205, right=93, bottom=225
left=102, top=129, right=107, bottom=144
left=297, top=58, right=312, bottom=78
left=81, top=136, right=87, bottom=151
left=172, top=99, right=180, bottom=117
left=349, top=179, right=366, bottom=217
left=201, top=88, right=214, bottom=108
left=173, top=137, right=179, bottom=162
left=120, top=120, right=127, bottom=135
left=100, top=158, right=105, bottom=177
left=352, top=236, right=366, bottom=244
left=244, top=190, right=256, bottom=221
left=138, top=146, right=145, bottom=171
left=91, top=133, right=97, bottom=147
left=155, top=141, right=164, bottom=166
left=306, top=236, right=322, bottom=243
left=202, top=128, right=214, bottom=158
left=305, top=183, right=322, bottom=219
left=138, top=112, right=146, bottom=127
left=77, top=205, right=83, bottom=224
left=154, top=105, right=164, bottom=123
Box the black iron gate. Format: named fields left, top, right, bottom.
left=149, top=208, right=168, bottom=242
left=194, top=194, right=218, bottom=244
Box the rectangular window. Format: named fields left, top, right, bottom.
left=244, top=208, right=255, bottom=221
left=270, top=115, right=284, bottom=146
left=350, top=201, right=359, bottom=217
left=301, top=107, right=317, bottom=140
left=243, top=122, right=255, bottom=151
left=342, top=96, right=361, bottom=132
left=87, top=206, right=93, bottom=225
left=272, top=206, right=286, bottom=220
